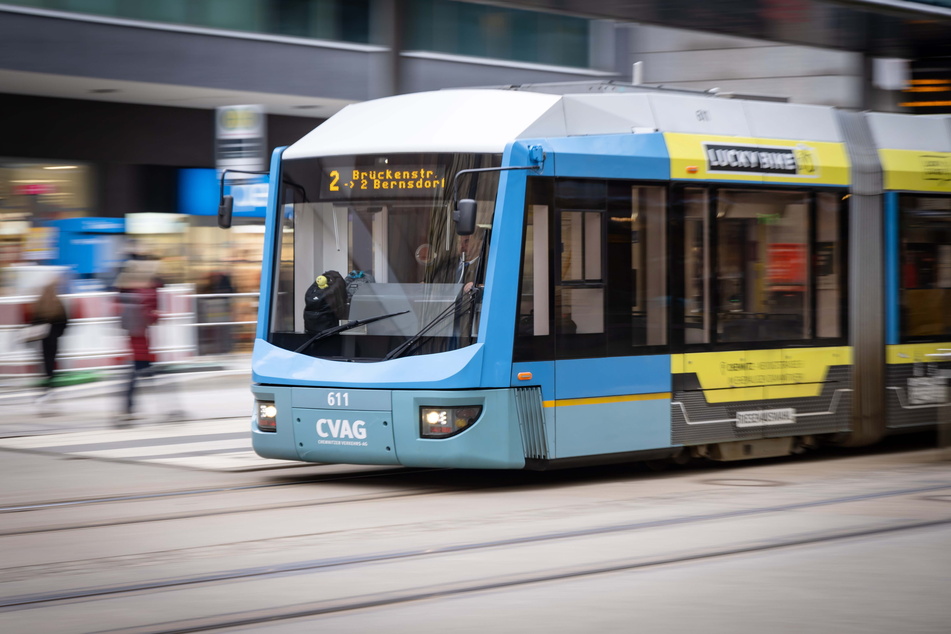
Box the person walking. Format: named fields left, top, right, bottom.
left=115, top=260, right=162, bottom=425
left=31, top=277, right=68, bottom=407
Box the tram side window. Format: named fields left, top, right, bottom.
left=683, top=188, right=710, bottom=344
left=815, top=192, right=842, bottom=338
left=514, top=179, right=554, bottom=361
left=559, top=209, right=604, bottom=334
left=271, top=196, right=298, bottom=334
left=549, top=179, right=607, bottom=359
left=716, top=190, right=810, bottom=343
left=900, top=195, right=951, bottom=340
left=629, top=186, right=667, bottom=346
left=515, top=178, right=667, bottom=361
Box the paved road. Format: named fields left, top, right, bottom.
left=0, top=442, right=948, bottom=633
left=0, top=359, right=286, bottom=472
left=1, top=365, right=950, bottom=631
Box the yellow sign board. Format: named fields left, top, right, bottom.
left=886, top=342, right=951, bottom=364
left=665, top=133, right=850, bottom=186
left=673, top=346, right=852, bottom=403
left=879, top=149, right=951, bottom=192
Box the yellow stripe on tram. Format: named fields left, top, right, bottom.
left=542, top=392, right=671, bottom=408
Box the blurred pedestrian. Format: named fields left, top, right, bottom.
left=115, top=260, right=162, bottom=425
left=198, top=271, right=237, bottom=354
left=31, top=277, right=68, bottom=406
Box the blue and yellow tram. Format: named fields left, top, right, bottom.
left=234, top=83, right=951, bottom=469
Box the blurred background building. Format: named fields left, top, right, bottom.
left=0, top=0, right=949, bottom=294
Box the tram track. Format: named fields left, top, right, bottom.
left=103, top=516, right=951, bottom=634
left=0, top=488, right=437, bottom=537
left=2, top=480, right=948, bottom=612
left=0, top=466, right=443, bottom=537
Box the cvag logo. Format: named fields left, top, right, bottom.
left=316, top=419, right=367, bottom=439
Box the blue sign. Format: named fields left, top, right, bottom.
left=53, top=217, right=125, bottom=233
left=179, top=168, right=268, bottom=218
left=48, top=217, right=126, bottom=275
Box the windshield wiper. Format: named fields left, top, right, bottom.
left=295, top=310, right=409, bottom=354
left=383, top=288, right=479, bottom=361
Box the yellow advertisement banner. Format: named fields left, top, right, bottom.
left=673, top=347, right=852, bottom=403
left=879, top=149, right=951, bottom=192
left=665, top=133, right=850, bottom=186
left=886, top=342, right=951, bottom=364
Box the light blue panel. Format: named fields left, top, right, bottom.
left=252, top=339, right=485, bottom=389
left=256, top=147, right=286, bottom=340
left=293, top=387, right=391, bottom=410
left=250, top=384, right=299, bottom=461
left=885, top=192, right=900, bottom=345
left=392, top=389, right=525, bottom=469
left=474, top=142, right=535, bottom=388
left=555, top=398, right=672, bottom=458
left=294, top=408, right=400, bottom=465
left=512, top=361, right=554, bottom=401
left=543, top=133, right=669, bottom=180
left=554, top=356, right=671, bottom=399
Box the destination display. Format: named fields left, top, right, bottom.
left=320, top=165, right=447, bottom=199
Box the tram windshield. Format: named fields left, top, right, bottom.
left=268, top=153, right=501, bottom=360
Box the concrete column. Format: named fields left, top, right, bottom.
left=370, top=0, right=404, bottom=98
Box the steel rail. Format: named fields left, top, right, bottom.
left=1, top=481, right=948, bottom=611
left=0, top=466, right=431, bottom=514
left=119, top=517, right=951, bottom=634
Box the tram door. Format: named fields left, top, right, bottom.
left=515, top=178, right=670, bottom=460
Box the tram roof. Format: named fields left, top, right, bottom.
left=283, top=84, right=951, bottom=159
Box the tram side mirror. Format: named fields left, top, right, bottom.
left=453, top=199, right=477, bottom=236
left=218, top=195, right=234, bottom=229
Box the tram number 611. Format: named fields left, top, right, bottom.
left=328, top=392, right=350, bottom=407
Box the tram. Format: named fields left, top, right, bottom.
left=222, top=82, right=951, bottom=469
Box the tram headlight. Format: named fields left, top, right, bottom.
left=420, top=406, right=482, bottom=438
left=255, top=401, right=278, bottom=432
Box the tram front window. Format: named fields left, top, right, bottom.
left=269, top=153, right=500, bottom=360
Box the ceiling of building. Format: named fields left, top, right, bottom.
left=0, top=69, right=350, bottom=119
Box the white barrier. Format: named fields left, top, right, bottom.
left=0, top=285, right=199, bottom=379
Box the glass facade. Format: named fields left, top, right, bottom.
left=9, top=0, right=372, bottom=42
left=0, top=159, right=95, bottom=271
left=6, top=0, right=591, bottom=67
left=404, top=0, right=590, bottom=67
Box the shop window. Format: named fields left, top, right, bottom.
left=0, top=160, right=95, bottom=225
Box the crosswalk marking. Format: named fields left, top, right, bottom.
left=0, top=419, right=302, bottom=472
left=0, top=418, right=247, bottom=448
left=76, top=439, right=250, bottom=459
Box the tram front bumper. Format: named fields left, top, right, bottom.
left=250, top=385, right=526, bottom=469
